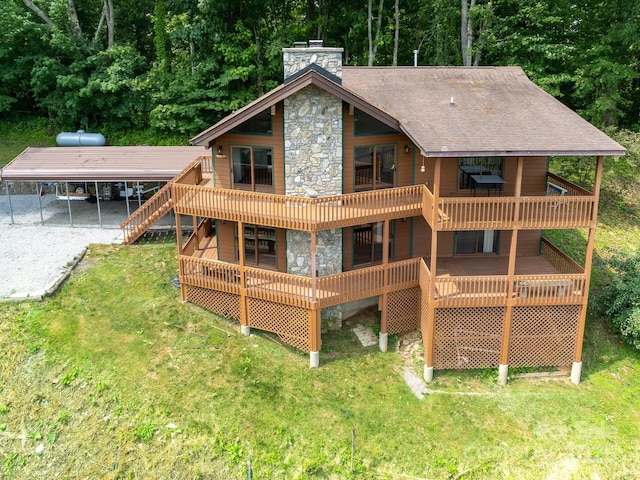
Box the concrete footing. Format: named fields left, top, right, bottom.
left=423, top=365, right=434, bottom=382
left=571, top=361, right=582, bottom=384
left=498, top=364, right=509, bottom=385
left=241, top=325, right=251, bottom=336
left=379, top=332, right=388, bottom=352
left=309, top=351, right=320, bottom=368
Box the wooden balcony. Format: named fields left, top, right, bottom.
left=173, top=183, right=423, bottom=232
left=179, top=230, right=585, bottom=311
left=423, top=174, right=595, bottom=231
left=179, top=255, right=423, bottom=309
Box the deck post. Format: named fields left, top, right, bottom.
left=238, top=221, right=250, bottom=334
left=499, top=156, right=524, bottom=382
left=572, top=156, right=603, bottom=384
left=380, top=219, right=390, bottom=351
left=424, top=157, right=441, bottom=382
left=309, top=308, right=321, bottom=367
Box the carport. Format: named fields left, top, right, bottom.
left=0, top=146, right=205, bottom=227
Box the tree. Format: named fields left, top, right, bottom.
left=367, top=0, right=384, bottom=66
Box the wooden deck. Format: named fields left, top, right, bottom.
left=168, top=164, right=596, bottom=232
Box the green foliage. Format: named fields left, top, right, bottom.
left=602, top=253, right=640, bottom=350
left=133, top=421, right=157, bottom=443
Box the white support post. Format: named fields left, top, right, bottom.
left=423, top=365, right=434, bottom=383
left=498, top=364, right=509, bottom=385
left=378, top=332, right=388, bottom=352
left=309, top=351, right=320, bottom=368
left=571, top=361, right=582, bottom=384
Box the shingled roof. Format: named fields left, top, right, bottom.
left=191, top=65, right=624, bottom=157
left=341, top=66, right=625, bottom=157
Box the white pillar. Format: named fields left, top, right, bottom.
left=423, top=365, right=434, bottom=382
left=379, top=332, right=388, bottom=352
left=241, top=325, right=251, bottom=336
left=571, top=361, right=582, bottom=384
left=309, top=351, right=320, bottom=368
left=498, top=364, right=509, bottom=385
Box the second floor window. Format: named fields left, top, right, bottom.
left=232, top=146, right=273, bottom=193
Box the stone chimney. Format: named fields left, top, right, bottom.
left=283, top=40, right=344, bottom=80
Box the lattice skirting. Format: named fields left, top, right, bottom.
left=434, top=307, right=505, bottom=369
left=248, top=298, right=311, bottom=352
left=185, top=285, right=241, bottom=321
left=387, top=288, right=420, bottom=334
left=509, top=305, right=580, bottom=367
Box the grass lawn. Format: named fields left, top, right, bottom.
left=1, top=239, right=639, bottom=479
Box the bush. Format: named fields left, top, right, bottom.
left=602, top=253, right=640, bottom=349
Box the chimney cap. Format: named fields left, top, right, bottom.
left=293, top=41, right=308, bottom=48
left=308, top=39, right=323, bottom=48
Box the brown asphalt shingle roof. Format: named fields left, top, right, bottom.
left=341, top=66, right=625, bottom=157
left=191, top=65, right=624, bottom=157
left=0, top=146, right=206, bottom=182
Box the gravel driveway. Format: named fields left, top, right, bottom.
left=1, top=192, right=128, bottom=300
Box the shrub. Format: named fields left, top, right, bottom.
left=602, top=253, right=640, bottom=349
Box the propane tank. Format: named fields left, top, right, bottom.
left=56, top=130, right=106, bottom=147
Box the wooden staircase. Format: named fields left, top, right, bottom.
left=121, top=181, right=174, bottom=245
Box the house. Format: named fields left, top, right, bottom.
left=125, top=41, right=625, bottom=384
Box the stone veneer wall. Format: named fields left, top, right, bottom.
left=283, top=47, right=345, bottom=329
left=283, top=47, right=343, bottom=79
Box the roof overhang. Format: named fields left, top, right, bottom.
left=189, top=69, right=401, bottom=148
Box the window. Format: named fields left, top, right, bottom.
left=353, top=222, right=394, bottom=266
left=354, top=109, right=398, bottom=136
left=354, top=144, right=396, bottom=191
left=455, top=230, right=499, bottom=255
left=238, top=225, right=277, bottom=267
left=232, top=146, right=273, bottom=192
left=229, top=109, right=272, bottom=135
left=458, top=157, right=504, bottom=190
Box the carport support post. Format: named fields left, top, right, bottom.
left=65, top=182, right=73, bottom=227
left=124, top=181, right=131, bottom=217
left=136, top=181, right=142, bottom=208
left=36, top=182, right=44, bottom=225
left=5, top=183, right=14, bottom=224
left=95, top=181, right=102, bottom=227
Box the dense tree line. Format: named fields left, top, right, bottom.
left=1, top=0, right=639, bottom=135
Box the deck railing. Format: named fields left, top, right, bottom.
left=173, top=184, right=423, bottom=231
left=179, top=256, right=422, bottom=309
left=433, top=272, right=586, bottom=307
left=540, top=238, right=585, bottom=274
left=436, top=195, right=594, bottom=230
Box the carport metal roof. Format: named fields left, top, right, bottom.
left=0, top=146, right=206, bottom=182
